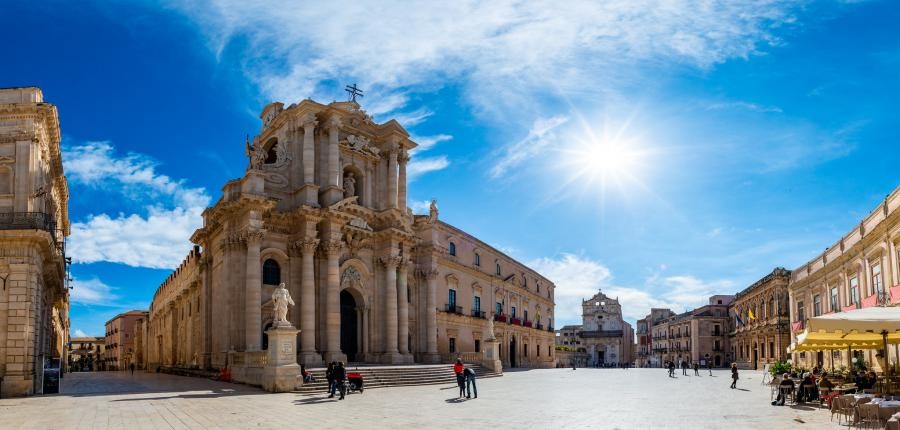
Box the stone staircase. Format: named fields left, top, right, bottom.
left=295, top=363, right=501, bottom=393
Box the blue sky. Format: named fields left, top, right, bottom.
left=2, top=0, right=898, bottom=336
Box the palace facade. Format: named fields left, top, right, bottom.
left=789, top=187, right=900, bottom=370
left=729, top=267, right=791, bottom=369
left=146, top=97, right=556, bottom=372
left=651, top=296, right=733, bottom=368
left=0, top=87, right=70, bottom=396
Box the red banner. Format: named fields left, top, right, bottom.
left=791, top=320, right=804, bottom=333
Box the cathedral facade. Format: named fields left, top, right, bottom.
left=146, top=98, right=556, bottom=370
left=555, top=291, right=634, bottom=367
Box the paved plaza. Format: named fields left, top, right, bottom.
left=0, top=368, right=840, bottom=429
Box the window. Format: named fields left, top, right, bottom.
left=511, top=306, right=517, bottom=318
left=0, top=167, right=11, bottom=194
left=797, top=301, right=805, bottom=321
left=496, top=302, right=502, bottom=316
left=449, top=338, right=456, bottom=353
left=813, top=295, right=822, bottom=317
left=872, top=262, right=883, bottom=294
left=849, top=276, right=859, bottom=305
left=831, top=287, right=839, bottom=312
left=524, top=310, right=528, bottom=322
left=448, top=289, right=457, bottom=308
left=524, top=276, right=527, bottom=288
left=769, top=341, right=774, bottom=359
left=262, top=259, right=281, bottom=285
left=495, top=263, right=501, bottom=276
left=264, top=141, right=278, bottom=164
left=524, top=344, right=528, bottom=357
left=473, top=296, right=481, bottom=313
left=448, top=242, right=456, bottom=256
left=475, top=339, right=481, bottom=353
left=474, top=253, right=480, bottom=266
left=713, top=325, right=720, bottom=336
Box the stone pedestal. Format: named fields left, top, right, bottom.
left=261, top=325, right=301, bottom=392
left=482, top=339, right=503, bottom=374
left=298, top=352, right=323, bottom=367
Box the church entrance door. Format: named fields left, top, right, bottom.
left=340, top=290, right=358, bottom=362
left=509, top=336, right=517, bottom=368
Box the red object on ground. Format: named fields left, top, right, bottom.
left=347, top=372, right=362, bottom=379
left=219, top=367, right=231, bottom=382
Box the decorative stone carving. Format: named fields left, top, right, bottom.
left=341, top=267, right=362, bottom=289
left=379, top=255, right=404, bottom=269
left=265, top=172, right=288, bottom=188
left=345, top=134, right=381, bottom=156
left=427, top=199, right=439, bottom=224
left=272, top=282, right=295, bottom=327
left=320, top=240, right=344, bottom=256
left=293, top=238, right=319, bottom=255
left=245, top=136, right=265, bottom=170
left=343, top=229, right=372, bottom=256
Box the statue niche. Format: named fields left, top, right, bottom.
left=342, top=167, right=363, bottom=203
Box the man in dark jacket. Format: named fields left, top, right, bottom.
left=464, top=367, right=477, bottom=399
left=333, top=362, right=347, bottom=400
left=326, top=362, right=336, bottom=398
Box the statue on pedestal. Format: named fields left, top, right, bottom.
left=487, top=311, right=496, bottom=341
left=343, top=172, right=357, bottom=198
left=272, top=282, right=295, bottom=326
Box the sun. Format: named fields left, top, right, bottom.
left=558, top=133, right=649, bottom=196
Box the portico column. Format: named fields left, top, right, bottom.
left=423, top=268, right=439, bottom=362
left=398, top=151, right=408, bottom=212
left=397, top=258, right=410, bottom=355
left=301, top=115, right=318, bottom=206
left=323, top=240, right=344, bottom=362
left=387, top=144, right=398, bottom=209
left=381, top=256, right=401, bottom=357
left=245, top=230, right=264, bottom=351
left=323, top=117, right=342, bottom=205
left=297, top=238, right=320, bottom=365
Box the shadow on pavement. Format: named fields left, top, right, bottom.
left=445, top=397, right=468, bottom=403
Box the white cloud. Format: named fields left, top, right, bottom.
left=73, top=329, right=88, bottom=337
left=528, top=253, right=735, bottom=325
left=390, top=108, right=434, bottom=128
left=408, top=156, right=450, bottom=180
left=489, top=115, right=569, bottom=178
left=705, top=101, right=783, bottom=113
left=409, top=199, right=432, bottom=215
left=70, top=277, right=119, bottom=306
left=168, top=0, right=803, bottom=118
left=63, top=141, right=210, bottom=269
left=410, top=134, right=452, bottom=154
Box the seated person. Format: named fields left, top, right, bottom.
left=772, top=373, right=796, bottom=406
left=797, top=373, right=818, bottom=402
left=819, top=375, right=834, bottom=390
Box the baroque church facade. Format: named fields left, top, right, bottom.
left=556, top=291, right=634, bottom=367
left=146, top=97, right=556, bottom=370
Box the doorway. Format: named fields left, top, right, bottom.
left=340, top=290, right=358, bottom=362
left=752, top=345, right=758, bottom=369
left=509, top=336, right=517, bottom=368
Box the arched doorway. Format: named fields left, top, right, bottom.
left=340, top=290, right=359, bottom=362
left=752, top=343, right=758, bottom=369
left=509, top=336, right=517, bottom=368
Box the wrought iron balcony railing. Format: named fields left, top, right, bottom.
left=0, top=211, right=60, bottom=246
left=444, top=304, right=463, bottom=315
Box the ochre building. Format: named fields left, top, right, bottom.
left=0, top=87, right=70, bottom=396
left=789, top=187, right=900, bottom=370
left=729, top=267, right=791, bottom=370
left=146, top=97, right=556, bottom=371
left=652, top=296, right=733, bottom=368
left=104, top=310, right=148, bottom=371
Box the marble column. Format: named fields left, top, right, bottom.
left=397, top=259, right=410, bottom=356
left=323, top=117, right=343, bottom=205
left=245, top=230, right=263, bottom=351
left=323, top=240, right=345, bottom=362
left=298, top=238, right=321, bottom=366
left=301, top=115, right=318, bottom=206
left=381, top=256, right=401, bottom=359
left=423, top=267, right=439, bottom=363
left=387, top=145, right=398, bottom=209
left=398, top=151, right=408, bottom=212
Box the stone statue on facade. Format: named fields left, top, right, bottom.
left=245, top=136, right=265, bottom=170
left=427, top=199, right=438, bottom=224
left=486, top=311, right=496, bottom=341
left=343, top=172, right=356, bottom=198
left=272, top=282, right=295, bottom=326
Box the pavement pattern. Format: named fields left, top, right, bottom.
left=0, top=368, right=842, bottom=429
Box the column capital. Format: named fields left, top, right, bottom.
left=246, top=229, right=265, bottom=244
left=327, top=116, right=342, bottom=130
left=320, top=239, right=344, bottom=256
left=398, top=151, right=410, bottom=164
left=292, top=238, right=320, bottom=256
left=379, top=255, right=403, bottom=270
left=301, top=114, right=318, bottom=129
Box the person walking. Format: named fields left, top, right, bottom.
left=681, top=360, right=688, bottom=375
left=693, top=361, right=700, bottom=376
left=129, top=362, right=135, bottom=375
left=464, top=366, right=477, bottom=399
left=332, top=362, right=347, bottom=400
left=668, top=360, right=676, bottom=377
left=453, top=359, right=466, bottom=399
left=730, top=363, right=739, bottom=389
left=326, top=362, right=336, bottom=398
left=707, top=358, right=713, bottom=376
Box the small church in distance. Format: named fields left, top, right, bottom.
left=555, top=291, right=635, bottom=367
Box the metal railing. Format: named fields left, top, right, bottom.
left=470, top=310, right=486, bottom=319
left=0, top=212, right=59, bottom=245
left=444, top=304, right=463, bottom=315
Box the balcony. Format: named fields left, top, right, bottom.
left=470, top=310, right=486, bottom=319
left=444, top=304, right=463, bottom=315
left=523, top=320, right=533, bottom=328
left=536, top=323, right=544, bottom=330
left=511, top=317, right=522, bottom=326
left=494, top=313, right=507, bottom=323
left=579, top=330, right=624, bottom=338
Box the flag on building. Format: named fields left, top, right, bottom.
left=748, top=308, right=756, bottom=320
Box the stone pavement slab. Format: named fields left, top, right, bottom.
left=0, top=369, right=841, bottom=429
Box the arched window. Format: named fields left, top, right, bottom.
left=0, top=167, right=11, bottom=194
left=495, top=263, right=501, bottom=276
left=448, top=242, right=456, bottom=256
left=474, top=253, right=480, bottom=266
left=262, top=259, right=281, bottom=285
left=264, top=140, right=278, bottom=164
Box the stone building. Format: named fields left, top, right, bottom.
left=104, top=310, right=147, bottom=371
left=645, top=308, right=675, bottom=367
left=789, top=186, right=900, bottom=370
left=146, top=97, right=555, bottom=374
left=652, top=296, right=733, bottom=368
left=729, top=268, right=791, bottom=369
left=67, top=337, right=104, bottom=372
left=0, top=87, right=70, bottom=396
left=554, top=291, right=633, bottom=367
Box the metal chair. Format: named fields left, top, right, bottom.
left=854, top=403, right=881, bottom=430
left=778, top=386, right=795, bottom=406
